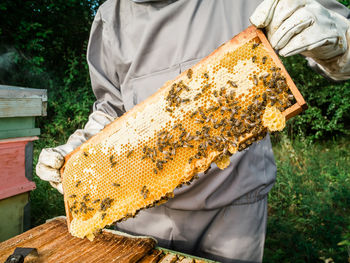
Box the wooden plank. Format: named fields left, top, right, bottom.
left=158, top=253, right=178, bottom=263
left=156, top=248, right=217, bottom=263
left=0, top=218, right=156, bottom=263
left=0, top=138, right=37, bottom=200
left=0, top=128, right=40, bottom=140
left=139, top=249, right=164, bottom=263
left=0, top=117, right=39, bottom=139
left=0, top=117, right=34, bottom=131
left=178, top=258, right=194, bottom=263
left=0, top=136, right=38, bottom=144
left=0, top=85, right=47, bottom=116
left=283, top=103, right=303, bottom=120
left=0, top=85, right=47, bottom=100
left=0, top=98, right=43, bottom=118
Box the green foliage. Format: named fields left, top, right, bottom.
left=264, top=135, right=350, bottom=262
left=339, top=0, right=350, bottom=8
left=281, top=56, right=350, bottom=140
left=0, top=0, right=100, bottom=225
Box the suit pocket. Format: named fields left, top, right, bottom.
left=122, top=58, right=203, bottom=111
left=124, top=66, right=180, bottom=110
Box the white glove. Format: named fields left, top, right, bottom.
left=250, top=0, right=350, bottom=80
left=36, top=111, right=114, bottom=194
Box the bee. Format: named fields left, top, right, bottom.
left=165, top=107, right=173, bottom=113
left=179, top=131, right=187, bottom=139
left=83, top=152, right=88, bottom=157
left=75, top=180, right=81, bottom=187
left=187, top=69, right=193, bottom=79
left=288, top=94, right=294, bottom=101
left=213, top=90, right=219, bottom=97
left=184, top=85, right=190, bottom=92
left=202, top=84, right=210, bottom=93
left=193, top=136, right=201, bottom=141
left=182, top=98, right=190, bottom=103
left=92, top=199, right=100, bottom=204
left=190, top=111, right=198, bottom=118
left=227, top=80, right=238, bottom=88
left=262, top=92, right=267, bottom=101
left=207, top=106, right=215, bottom=112
left=194, top=93, right=201, bottom=101
left=109, top=155, right=117, bottom=168
left=153, top=147, right=158, bottom=157
left=194, top=153, right=201, bottom=159
left=260, top=73, right=270, bottom=80
left=194, top=119, right=204, bottom=124
left=278, top=106, right=285, bottom=112
left=153, top=168, right=158, bottom=174
left=101, top=213, right=107, bottom=220
left=262, top=56, right=267, bottom=64
left=204, top=72, right=209, bottom=79
left=252, top=43, right=260, bottom=49
left=252, top=56, right=257, bottom=63
left=156, top=160, right=164, bottom=170
left=253, top=75, right=258, bottom=86
left=69, top=194, right=76, bottom=198
left=229, top=90, right=236, bottom=100
left=126, top=150, right=134, bottom=158
left=112, top=182, right=120, bottom=187
left=83, top=194, right=90, bottom=202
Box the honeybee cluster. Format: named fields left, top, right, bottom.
left=142, top=56, right=294, bottom=175
left=63, top=36, right=297, bottom=240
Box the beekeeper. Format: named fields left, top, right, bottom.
left=36, top=0, right=350, bottom=262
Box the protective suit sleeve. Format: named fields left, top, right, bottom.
left=87, top=8, right=126, bottom=118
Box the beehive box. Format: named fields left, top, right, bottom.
left=0, top=217, right=216, bottom=263
left=62, top=26, right=306, bottom=240
left=0, top=85, right=47, bottom=241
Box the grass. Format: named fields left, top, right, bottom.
left=29, top=135, right=350, bottom=262
left=264, top=134, right=350, bottom=263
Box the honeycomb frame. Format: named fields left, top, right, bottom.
left=61, top=26, right=307, bottom=240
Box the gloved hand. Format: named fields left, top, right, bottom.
left=36, top=111, right=114, bottom=194
left=250, top=0, right=350, bottom=80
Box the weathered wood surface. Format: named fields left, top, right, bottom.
left=0, top=98, right=43, bottom=118
left=0, top=85, right=47, bottom=99
left=0, top=136, right=37, bottom=200
left=0, top=217, right=216, bottom=263
left=139, top=249, right=164, bottom=263
left=0, top=85, right=47, bottom=117
left=0, top=217, right=156, bottom=263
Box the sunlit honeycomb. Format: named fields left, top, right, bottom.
left=62, top=29, right=297, bottom=240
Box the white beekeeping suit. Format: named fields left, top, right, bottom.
left=37, top=0, right=350, bottom=262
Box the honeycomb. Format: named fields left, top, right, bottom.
left=62, top=26, right=303, bottom=240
